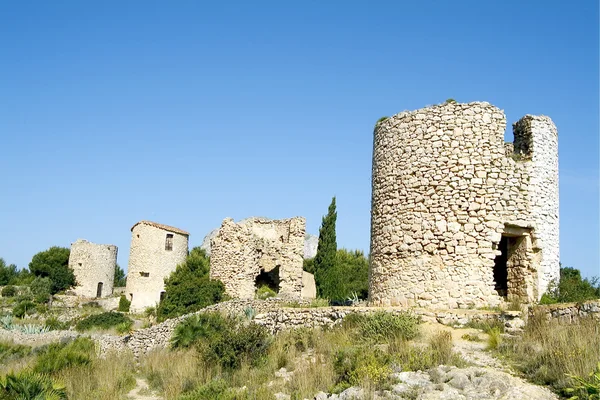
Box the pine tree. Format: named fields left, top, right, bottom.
left=314, top=196, right=337, bottom=298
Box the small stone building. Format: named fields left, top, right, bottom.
left=126, top=221, right=189, bottom=311
left=68, top=239, right=117, bottom=298
left=369, top=101, right=559, bottom=309
left=210, top=217, right=309, bottom=299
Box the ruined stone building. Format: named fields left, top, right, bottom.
left=210, top=217, right=314, bottom=299
left=369, top=101, right=559, bottom=309
left=126, top=221, right=189, bottom=311
left=68, top=239, right=117, bottom=298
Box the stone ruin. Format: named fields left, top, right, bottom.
left=68, top=239, right=118, bottom=298
left=209, top=217, right=315, bottom=299
left=369, top=101, right=559, bottom=309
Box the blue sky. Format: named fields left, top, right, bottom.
left=0, top=1, right=598, bottom=278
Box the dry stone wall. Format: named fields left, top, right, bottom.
left=68, top=239, right=117, bottom=298
left=210, top=217, right=306, bottom=299
left=126, top=221, right=189, bottom=312
left=369, top=101, right=559, bottom=309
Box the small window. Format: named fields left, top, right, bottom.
left=78, top=263, right=82, bottom=267
left=165, top=233, right=174, bottom=251
left=140, top=272, right=150, bottom=277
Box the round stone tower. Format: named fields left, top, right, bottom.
left=369, top=101, right=559, bottom=309
left=126, top=221, right=189, bottom=311
left=69, top=239, right=117, bottom=298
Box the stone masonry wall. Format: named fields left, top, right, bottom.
left=210, top=217, right=305, bottom=299
left=68, top=239, right=117, bottom=298
left=369, top=101, right=559, bottom=309
left=126, top=221, right=189, bottom=312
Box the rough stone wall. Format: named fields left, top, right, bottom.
left=126, top=221, right=189, bottom=312
left=369, top=101, right=559, bottom=309
left=68, top=239, right=117, bottom=298
left=210, top=217, right=305, bottom=299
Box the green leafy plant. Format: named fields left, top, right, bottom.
left=1, top=285, right=17, bottom=297
left=0, top=370, right=67, bottom=400
left=244, top=306, right=256, bottom=320
left=28, top=246, right=75, bottom=294
left=444, top=98, right=457, bottom=104
left=540, top=267, right=600, bottom=304
left=0, top=314, right=13, bottom=330
left=118, top=295, right=131, bottom=312
left=566, top=362, right=600, bottom=399
left=115, top=320, right=134, bottom=335
left=344, top=311, right=421, bottom=341
left=19, top=324, right=50, bottom=334
left=255, top=285, right=277, bottom=300
left=33, top=337, right=95, bottom=374
left=75, top=311, right=132, bottom=332
left=30, top=276, right=52, bottom=303
left=44, top=317, right=70, bottom=331
left=13, top=300, right=36, bottom=318
left=113, top=264, right=127, bottom=287
left=0, top=342, right=31, bottom=364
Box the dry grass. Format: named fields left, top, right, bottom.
left=498, top=312, right=600, bottom=396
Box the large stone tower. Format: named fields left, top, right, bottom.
left=69, top=239, right=117, bottom=298
left=369, top=101, right=559, bottom=309
left=126, top=221, right=189, bottom=311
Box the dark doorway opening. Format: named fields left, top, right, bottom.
left=160, top=291, right=166, bottom=302
left=255, top=266, right=280, bottom=293
left=493, top=236, right=509, bottom=297
left=96, top=282, right=104, bottom=298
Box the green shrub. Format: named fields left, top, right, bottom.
left=114, top=264, right=127, bottom=287
left=541, top=267, right=600, bottom=304
left=44, top=317, right=70, bottom=331
left=144, top=306, right=156, bottom=318
left=179, top=379, right=243, bottom=400
left=317, top=249, right=369, bottom=302
left=30, top=276, right=52, bottom=303
left=75, top=311, right=132, bottom=332
left=375, top=116, right=389, bottom=125
left=1, top=285, right=17, bottom=297
left=0, top=342, right=31, bottom=364
left=565, top=362, right=600, bottom=400
left=444, top=98, right=457, bottom=104
left=0, top=370, right=67, bottom=399
left=333, top=346, right=392, bottom=391
left=28, top=246, right=75, bottom=294
left=33, top=337, right=95, bottom=374
left=118, top=295, right=131, bottom=312
left=171, top=313, right=271, bottom=370
left=13, top=300, right=36, bottom=318
left=255, top=285, right=277, bottom=300
left=115, top=320, right=134, bottom=335
left=486, top=327, right=503, bottom=350
left=344, top=311, right=421, bottom=341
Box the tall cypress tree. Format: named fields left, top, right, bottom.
left=314, top=196, right=337, bottom=298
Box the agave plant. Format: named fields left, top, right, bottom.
left=19, top=324, right=50, bottom=335
left=346, top=291, right=360, bottom=306
left=0, top=314, right=13, bottom=330
left=244, top=307, right=256, bottom=320
left=0, top=370, right=67, bottom=399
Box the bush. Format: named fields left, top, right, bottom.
left=75, top=311, right=132, bottom=332
left=44, top=317, right=70, bottom=331
left=28, top=247, right=75, bottom=294
left=0, top=342, right=31, bottom=364
left=30, top=276, right=52, bottom=303
left=541, top=267, right=600, bottom=304
left=255, top=285, right=277, bottom=300
left=1, top=285, right=17, bottom=297
left=114, top=264, right=127, bottom=287
left=171, top=313, right=271, bottom=370
left=320, top=249, right=369, bottom=302
left=333, top=346, right=392, bottom=391
left=0, top=370, right=67, bottom=399
left=157, top=248, right=225, bottom=321
left=115, top=320, right=134, bottom=335
left=344, top=311, right=421, bottom=341
left=118, top=295, right=131, bottom=312
left=13, top=300, right=36, bottom=318
left=33, top=337, right=95, bottom=374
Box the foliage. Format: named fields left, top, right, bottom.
left=75, top=311, right=132, bottom=332
left=34, top=337, right=95, bottom=374
left=244, top=307, right=256, bottom=320
left=540, top=267, right=600, bottom=304
left=171, top=313, right=271, bottom=370
left=118, top=295, right=130, bottom=312
left=0, top=341, right=31, bottom=364
left=376, top=116, right=389, bottom=124
left=157, top=248, right=225, bottom=321
left=486, top=327, right=503, bottom=350
left=319, top=249, right=369, bottom=302
left=333, top=346, right=392, bottom=391
left=566, top=362, right=600, bottom=400
left=144, top=306, right=156, bottom=318
left=444, top=98, right=457, bottom=104
left=498, top=311, right=600, bottom=396
left=0, top=259, right=19, bottom=286
left=314, top=197, right=337, bottom=298
left=44, top=317, right=70, bottom=331
left=28, top=247, right=75, bottom=294
left=30, top=277, right=52, bottom=303
left=1, top=285, right=17, bottom=297
left=0, top=370, right=67, bottom=400
left=13, top=300, right=36, bottom=318
left=255, top=285, right=277, bottom=300
left=303, top=257, right=315, bottom=274
left=178, top=379, right=241, bottom=400
left=113, top=264, right=126, bottom=287
left=0, top=314, right=13, bottom=330
left=115, top=320, right=134, bottom=335
left=343, top=311, right=421, bottom=341
left=19, top=324, right=50, bottom=334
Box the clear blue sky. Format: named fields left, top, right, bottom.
left=0, top=1, right=598, bottom=278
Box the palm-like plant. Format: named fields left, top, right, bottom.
left=0, top=371, right=67, bottom=400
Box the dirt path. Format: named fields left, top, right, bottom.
left=126, top=378, right=163, bottom=400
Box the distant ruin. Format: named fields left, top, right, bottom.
left=209, top=217, right=312, bottom=299
left=68, top=239, right=117, bottom=298
left=126, top=221, right=189, bottom=311
left=369, top=101, right=559, bottom=309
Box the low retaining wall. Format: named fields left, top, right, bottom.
left=530, top=299, right=600, bottom=323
